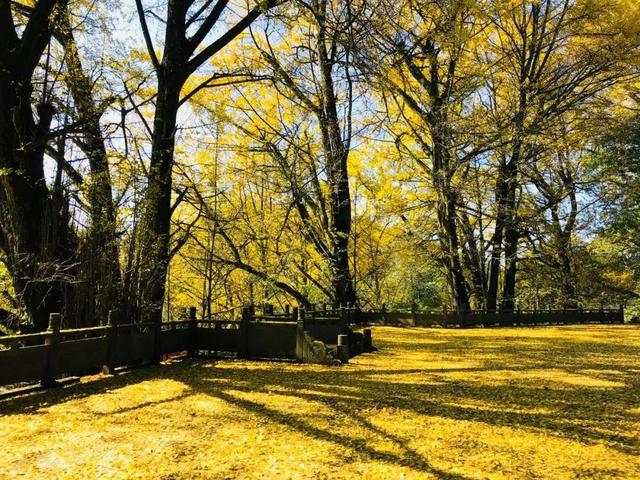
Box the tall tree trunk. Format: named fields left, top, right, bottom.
left=134, top=0, right=276, bottom=321
left=0, top=100, right=76, bottom=330
left=329, top=172, right=356, bottom=306
left=140, top=77, right=181, bottom=322
left=316, top=2, right=356, bottom=306
left=460, top=214, right=486, bottom=309
left=431, top=112, right=470, bottom=311
left=549, top=178, right=578, bottom=309
left=137, top=0, right=188, bottom=322
left=56, top=7, right=121, bottom=322
left=501, top=221, right=518, bottom=311
left=487, top=163, right=508, bottom=311
left=0, top=0, right=76, bottom=330
left=558, top=239, right=576, bottom=308
left=500, top=156, right=519, bottom=312
left=434, top=177, right=470, bottom=311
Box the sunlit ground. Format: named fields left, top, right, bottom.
left=1, top=326, right=639, bottom=479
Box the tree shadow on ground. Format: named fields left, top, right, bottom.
left=1, top=326, right=639, bottom=476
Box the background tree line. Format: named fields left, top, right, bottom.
left=1, top=0, right=639, bottom=331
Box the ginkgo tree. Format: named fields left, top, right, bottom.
left=133, top=0, right=280, bottom=321
left=2, top=0, right=640, bottom=331
left=181, top=0, right=365, bottom=307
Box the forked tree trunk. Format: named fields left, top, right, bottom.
left=430, top=108, right=470, bottom=311
left=316, top=3, right=357, bottom=307
left=135, top=0, right=277, bottom=321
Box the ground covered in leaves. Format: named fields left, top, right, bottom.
left=1, top=325, right=639, bottom=479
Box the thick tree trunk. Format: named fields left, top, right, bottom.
left=316, top=4, right=357, bottom=307
left=327, top=144, right=356, bottom=307
left=133, top=0, right=276, bottom=319
left=550, top=186, right=578, bottom=309
left=434, top=184, right=470, bottom=311
left=460, top=215, right=487, bottom=309
left=330, top=173, right=356, bottom=306
left=500, top=158, right=519, bottom=312
left=487, top=170, right=508, bottom=311
left=431, top=124, right=470, bottom=311
left=558, top=241, right=577, bottom=308
left=140, top=77, right=181, bottom=322
left=499, top=134, right=523, bottom=312
left=487, top=163, right=520, bottom=312
left=501, top=223, right=518, bottom=311
left=0, top=0, right=81, bottom=330
left=0, top=130, right=76, bottom=329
